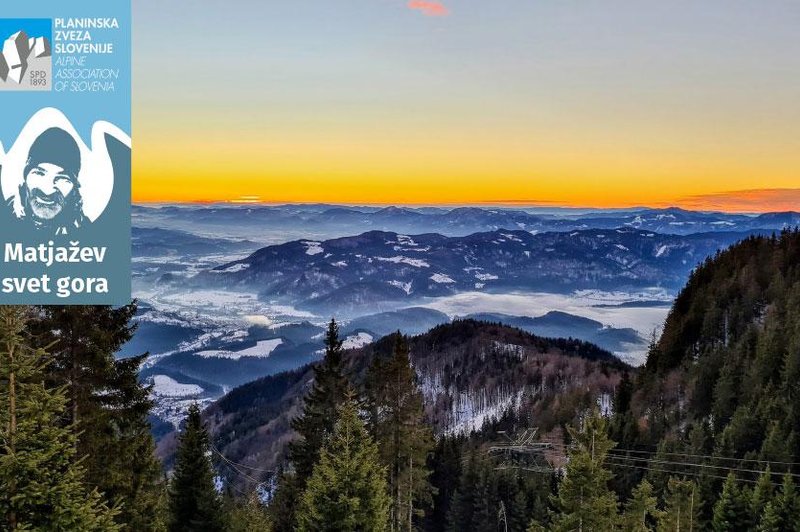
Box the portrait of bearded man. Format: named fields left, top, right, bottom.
left=7, top=126, right=87, bottom=235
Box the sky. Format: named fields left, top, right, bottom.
left=132, top=1, right=799, bottom=211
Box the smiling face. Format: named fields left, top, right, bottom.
left=23, top=162, right=76, bottom=222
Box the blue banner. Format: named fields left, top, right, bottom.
left=0, top=2, right=130, bottom=304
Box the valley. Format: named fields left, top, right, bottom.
left=127, top=204, right=798, bottom=437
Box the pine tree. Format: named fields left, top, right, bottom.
left=757, top=501, right=782, bottom=532
left=167, top=403, right=225, bottom=532
left=296, top=393, right=390, bottom=531
left=712, top=472, right=749, bottom=532
left=621, top=479, right=662, bottom=532
left=771, top=473, right=800, bottom=532
left=0, top=305, right=120, bottom=530
left=657, top=478, right=700, bottom=532
left=228, top=492, right=271, bottom=532
left=29, top=304, right=165, bottom=530
left=446, top=450, right=484, bottom=531
left=276, top=319, right=350, bottom=530
left=366, top=334, right=435, bottom=531
left=289, top=318, right=350, bottom=484
left=610, top=371, right=641, bottom=500
left=427, top=437, right=463, bottom=532
left=750, top=467, right=774, bottom=528
left=550, top=409, right=619, bottom=532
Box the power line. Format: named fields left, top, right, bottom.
left=542, top=443, right=798, bottom=483
left=605, top=459, right=783, bottom=488
left=543, top=441, right=800, bottom=475
left=608, top=455, right=781, bottom=482
left=209, top=444, right=275, bottom=473
left=210, top=444, right=270, bottom=486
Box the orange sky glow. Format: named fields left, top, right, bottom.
left=132, top=1, right=800, bottom=213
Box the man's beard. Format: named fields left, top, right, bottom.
left=25, top=188, right=67, bottom=224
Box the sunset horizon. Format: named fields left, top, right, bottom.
left=132, top=187, right=800, bottom=214
left=132, top=1, right=799, bottom=212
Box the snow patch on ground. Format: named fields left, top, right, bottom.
left=215, top=263, right=249, bottom=273
left=396, top=235, right=418, bottom=247
left=342, top=332, right=373, bottom=350
left=446, top=388, right=525, bottom=436
left=376, top=256, right=430, bottom=268
left=388, top=280, right=412, bottom=294
left=195, top=338, right=284, bottom=360
left=500, top=233, right=523, bottom=242
left=302, top=241, right=324, bottom=255
left=151, top=375, right=203, bottom=398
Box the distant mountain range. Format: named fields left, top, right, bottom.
left=132, top=227, right=257, bottom=257
left=188, top=228, right=764, bottom=313
left=133, top=204, right=800, bottom=243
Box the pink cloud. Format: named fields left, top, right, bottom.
left=408, top=0, right=449, bottom=16
left=675, top=188, right=800, bottom=213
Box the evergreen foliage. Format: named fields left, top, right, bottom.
left=550, top=409, right=618, bottom=532
left=29, top=304, right=165, bottom=530
left=620, top=479, right=662, bottom=532
left=227, top=492, right=271, bottom=532
left=712, top=472, right=749, bottom=532
left=296, top=394, right=389, bottom=532
left=288, top=319, right=350, bottom=484
left=167, top=403, right=225, bottom=532
left=365, top=333, right=435, bottom=531
left=0, top=306, right=120, bottom=531
left=657, top=478, right=700, bottom=532
left=273, top=318, right=350, bottom=530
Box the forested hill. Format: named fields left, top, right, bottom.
left=631, top=229, right=800, bottom=470
left=199, top=319, right=629, bottom=484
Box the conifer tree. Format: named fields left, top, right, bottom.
left=296, top=393, right=389, bottom=532
left=228, top=492, right=271, bottom=532
left=712, top=472, right=749, bottom=532
left=621, top=479, right=662, bottom=532
left=167, top=403, right=225, bottom=532
left=366, top=334, right=435, bottom=531
left=427, top=437, right=463, bottom=532
left=770, top=473, right=800, bottom=531
left=550, top=409, right=618, bottom=532
left=610, top=371, right=641, bottom=500
left=757, top=501, right=782, bottom=532
left=29, top=304, right=165, bottom=529
left=275, top=319, right=350, bottom=530
left=0, top=305, right=120, bottom=531
left=749, top=467, right=774, bottom=528
left=446, top=449, right=484, bottom=531
left=657, top=478, right=700, bottom=532
left=289, top=318, right=350, bottom=483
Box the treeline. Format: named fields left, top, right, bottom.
left=0, top=305, right=162, bottom=530
left=0, top=304, right=261, bottom=531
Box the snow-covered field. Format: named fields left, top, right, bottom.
left=195, top=339, right=284, bottom=360
left=151, top=375, right=204, bottom=397
left=342, top=332, right=374, bottom=350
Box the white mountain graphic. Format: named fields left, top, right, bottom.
left=0, top=30, right=51, bottom=84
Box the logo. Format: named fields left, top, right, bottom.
left=0, top=19, right=52, bottom=91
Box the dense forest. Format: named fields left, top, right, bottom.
left=2, top=230, right=800, bottom=530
